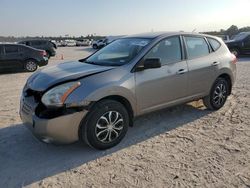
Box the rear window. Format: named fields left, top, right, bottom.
left=185, top=36, right=210, bottom=59
left=207, top=38, right=221, bottom=51
left=5, top=45, right=18, bottom=54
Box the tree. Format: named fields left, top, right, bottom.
left=226, top=25, right=239, bottom=37
left=239, top=27, right=250, bottom=32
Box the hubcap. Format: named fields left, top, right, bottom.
left=213, top=83, right=227, bottom=106
left=26, top=61, right=37, bottom=71
left=95, top=111, right=124, bottom=143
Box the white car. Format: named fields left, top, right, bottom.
left=76, top=39, right=91, bottom=46
left=92, top=36, right=125, bottom=49
left=65, top=40, right=76, bottom=47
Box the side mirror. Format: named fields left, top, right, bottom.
left=144, top=58, right=161, bottom=69
left=136, top=58, right=161, bottom=71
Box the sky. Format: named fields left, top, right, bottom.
left=0, top=0, right=250, bottom=37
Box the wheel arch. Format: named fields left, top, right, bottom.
left=24, top=58, right=37, bottom=62
left=217, top=73, right=232, bottom=95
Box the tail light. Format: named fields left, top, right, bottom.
left=231, top=53, right=237, bottom=64
left=40, top=50, right=47, bottom=57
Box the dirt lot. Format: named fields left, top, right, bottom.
left=0, top=47, right=250, bottom=188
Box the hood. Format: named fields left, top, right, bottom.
left=225, top=40, right=235, bottom=44
left=27, top=61, right=114, bottom=91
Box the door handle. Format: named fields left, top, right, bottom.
left=212, top=61, right=220, bottom=66
left=177, top=69, right=187, bottom=75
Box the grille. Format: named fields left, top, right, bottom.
left=22, top=101, right=32, bottom=115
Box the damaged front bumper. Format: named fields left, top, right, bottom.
left=20, top=94, right=88, bottom=144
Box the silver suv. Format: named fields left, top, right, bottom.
left=20, top=32, right=237, bottom=150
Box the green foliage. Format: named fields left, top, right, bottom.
left=203, top=25, right=250, bottom=37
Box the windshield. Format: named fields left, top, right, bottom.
left=232, top=33, right=249, bottom=41
left=85, top=38, right=151, bottom=66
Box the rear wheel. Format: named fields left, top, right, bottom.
left=92, top=44, right=97, bottom=49
left=80, top=100, right=129, bottom=150
left=203, top=78, right=229, bottom=110
left=25, top=60, right=38, bottom=72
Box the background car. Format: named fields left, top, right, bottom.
left=76, top=39, right=91, bottom=46
left=0, top=44, right=48, bottom=72
left=92, top=39, right=105, bottom=49
left=18, top=39, right=57, bottom=58
left=225, top=32, right=250, bottom=56
left=64, top=40, right=77, bottom=47
left=92, top=36, right=125, bottom=49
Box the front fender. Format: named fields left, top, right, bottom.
left=65, top=69, right=137, bottom=115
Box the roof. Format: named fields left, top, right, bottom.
left=124, top=31, right=211, bottom=39
left=0, top=43, right=42, bottom=51
left=18, top=39, right=50, bottom=43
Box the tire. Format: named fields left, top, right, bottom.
left=24, top=60, right=38, bottom=72
left=230, top=48, right=240, bottom=57
left=92, top=44, right=97, bottom=49
left=203, top=78, right=229, bottom=110
left=80, top=100, right=129, bottom=150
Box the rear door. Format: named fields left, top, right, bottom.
left=135, top=36, right=188, bottom=113
left=184, top=35, right=217, bottom=97
left=2, top=45, right=23, bottom=69
left=242, top=35, right=250, bottom=54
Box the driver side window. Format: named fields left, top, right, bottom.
left=144, top=36, right=182, bottom=65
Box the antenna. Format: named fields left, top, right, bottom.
left=192, top=29, right=197, bottom=33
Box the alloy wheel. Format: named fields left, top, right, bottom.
left=26, top=61, right=37, bottom=72
left=212, top=83, right=227, bottom=106
left=95, top=111, right=124, bottom=143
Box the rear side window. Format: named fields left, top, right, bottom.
left=145, top=36, right=182, bottom=65
left=5, top=45, right=18, bottom=54
left=185, top=36, right=209, bottom=59
left=207, top=38, right=221, bottom=51
left=25, top=41, right=31, bottom=46
left=0, top=46, right=3, bottom=55
left=31, top=41, right=43, bottom=45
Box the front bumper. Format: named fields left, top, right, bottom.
left=20, top=95, right=87, bottom=144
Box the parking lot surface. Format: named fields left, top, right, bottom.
left=0, top=47, right=250, bottom=187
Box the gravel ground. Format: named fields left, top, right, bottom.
left=0, top=47, right=249, bottom=188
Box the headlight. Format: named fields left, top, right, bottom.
left=41, top=82, right=81, bottom=107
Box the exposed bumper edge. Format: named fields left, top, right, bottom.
left=21, top=110, right=87, bottom=144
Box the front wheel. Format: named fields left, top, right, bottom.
left=80, top=100, right=129, bottom=150
left=203, top=78, right=229, bottom=110
left=25, top=60, right=38, bottom=72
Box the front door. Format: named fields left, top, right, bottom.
left=135, top=36, right=188, bottom=114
